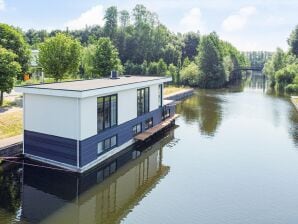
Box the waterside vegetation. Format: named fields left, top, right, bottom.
left=263, top=25, right=298, bottom=94
left=0, top=4, right=252, bottom=106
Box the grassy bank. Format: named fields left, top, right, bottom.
left=0, top=110, right=23, bottom=140
left=164, top=86, right=190, bottom=95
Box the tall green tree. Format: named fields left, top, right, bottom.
left=0, top=23, right=30, bottom=78
left=119, top=10, right=130, bottom=28
left=104, top=6, right=118, bottom=42
left=0, top=47, right=21, bottom=106
left=81, top=45, right=96, bottom=78
left=39, top=33, right=82, bottom=81
left=91, top=37, right=122, bottom=77
left=288, top=25, right=298, bottom=57
left=182, top=32, right=200, bottom=60
left=197, top=33, right=226, bottom=88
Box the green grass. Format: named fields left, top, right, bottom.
left=0, top=110, right=23, bottom=140
left=164, top=86, right=190, bottom=95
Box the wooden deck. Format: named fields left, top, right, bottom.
left=134, top=114, right=180, bottom=141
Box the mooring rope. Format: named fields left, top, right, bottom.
left=0, top=157, right=76, bottom=173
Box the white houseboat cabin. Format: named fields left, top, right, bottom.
left=15, top=75, right=177, bottom=172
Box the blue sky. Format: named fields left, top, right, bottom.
left=0, top=0, right=297, bottom=51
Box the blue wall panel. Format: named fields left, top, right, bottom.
left=79, top=107, right=167, bottom=167
left=24, top=130, right=77, bottom=166
left=24, top=106, right=175, bottom=169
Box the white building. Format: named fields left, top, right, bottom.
left=16, top=76, right=176, bottom=172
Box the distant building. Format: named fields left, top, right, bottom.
left=29, top=50, right=43, bottom=80
left=16, top=75, right=176, bottom=172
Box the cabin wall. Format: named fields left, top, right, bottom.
left=22, top=81, right=172, bottom=170
left=23, top=93, right=78, bottom=166
left=24, top=93, right=79, bottom=139
left=79, top=83, right=162, bottom=141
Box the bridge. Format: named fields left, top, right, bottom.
left=232, top=66, right=263, bottom=72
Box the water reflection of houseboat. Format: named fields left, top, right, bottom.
left=21, top=130, right=174, bottom=223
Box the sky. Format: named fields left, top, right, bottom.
left=0, top=0, right=297, bottom=51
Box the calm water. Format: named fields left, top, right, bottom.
left=1, top=75, right=298, bottom=224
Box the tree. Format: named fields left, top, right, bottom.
left=182, top=32, right=200, bottom=60
left=263, top=48, right=288, bottom=87
left=168, top=63, right=177, bottom=83
left=180, top=62, right=199, bottom=86
left=196, top=33, right=226, bottom=88
left=81, top=45, right=96, bottom=78
left=91, top=37, right=122, bottom=77
left=288, top=25, right=298, bottom=57
left=157, top=59, right=167, bottom=76
left=119, top=10, right=130, bottom=28
left=275, top=63, right=298, bottom=89
left=0, top=23, right=30, bottom=78
left=148, top=61, right=158, bottom=75
left=0, top=47, right=21, bottom=106
left=39, top=33, right=82, bottom=81
left=104, top=6, right=118, bottom=41
left=25, top=29, right=48, bottom=48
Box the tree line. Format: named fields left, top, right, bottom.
left=0, top=4, right=250, bottom=105
left=263, top=25, right=298, bottom=93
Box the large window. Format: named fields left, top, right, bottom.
left=97, top=95, right=117, bottom=132
left=158, top=84, right=163, bottom=107
left=137, top=87, right=149, bottom=116
left=97, top=135, right=117, bottom=155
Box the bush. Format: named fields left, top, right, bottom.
left=148, top=62, right=158, bottom=75
left=180, top=62, right=199, bottom=86
left=285, top=84, right=298, bottom=93
left=275, top=63, right=298, bottom=89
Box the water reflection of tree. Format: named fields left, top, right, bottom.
left=288, top=105, right=298, bottom=146
left=177, top=91, right=223, bottom=137
left=0, top=165, right=21, bottom=213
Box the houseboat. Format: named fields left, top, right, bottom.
left=15, top=75, right=177, bottom=172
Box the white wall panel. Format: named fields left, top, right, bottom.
left=80, top=97, right=97, bottom=140
left=118, top=89, right=137, bottom=125
left=24, top=93, right=78, bottom=139
left=150, top=84, right=159, bottom=111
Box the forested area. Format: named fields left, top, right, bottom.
left=244, top=51, right=272, bottom=69
left=263, top=25, right=298, bottom=93
left=0, top=4, right=250, bottom=104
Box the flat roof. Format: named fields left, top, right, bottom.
left=15, top=76, right=172, bottom=98
left=19, top=76, right=169, bottom=92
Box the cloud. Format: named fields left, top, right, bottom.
left=222, top=6, right=256, bottom=32
left=65, top=5, right=104, bottom=30
left=0, top=0, right=5, bottom=11
left=179, top=8, right=205, bottom=33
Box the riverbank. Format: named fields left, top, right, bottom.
left=164, top=88, right=194, bottom=101
left=291, top=96, right=298, bottom=111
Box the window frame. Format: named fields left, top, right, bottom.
left=162, top=107, right=171, bottom=120
left=97, top=94, right=118, bottom=133
left=144, top=117, right=153, bottom=130
left=158, top=84, right=163, bottom=108
left=97, top=135, right=118, bottom=156
left=132, top=123, right=142, bottom=136
left=137, top=87, right=150, bottom=116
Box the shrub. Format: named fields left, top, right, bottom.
left=285, top=84, right=298, bottom=93
left=180, top=62, right=199, bottom=86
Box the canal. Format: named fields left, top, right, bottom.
left=1, top=74, right=298, bottom=224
